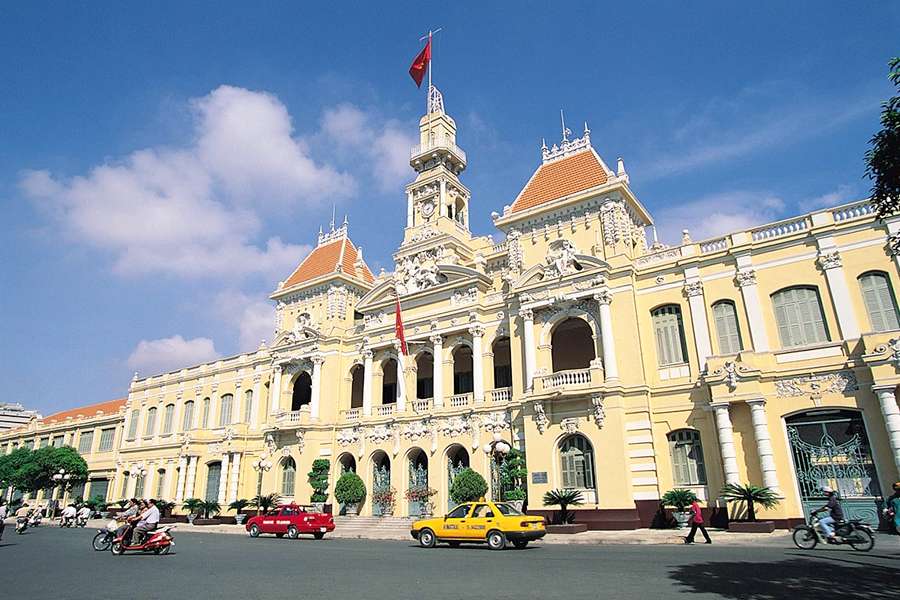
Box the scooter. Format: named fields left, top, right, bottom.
left=110, top=525, right=175, bottom=556
left=60, top=515, right=76, bottom=528
left=15, top=517, right=29, bottom=534
left=792, top=513, right=875, bottom=551
left=93, top=518, right=122, bottom=551
left=75, top=514, right=89, bottom=527
left=28, top=512, right=42, bottom=527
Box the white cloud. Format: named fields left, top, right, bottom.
left=798, top=184, right=859, bottom=212
left=20, top=85, right=345, bottom=279
left=653, top=191, right=786, bottom=244
left=214, top=290, right=277, bottom=351
left=126, top=335, right=221, bottom=377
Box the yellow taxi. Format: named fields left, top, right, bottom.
left=410, top=499, right=546, bottom=550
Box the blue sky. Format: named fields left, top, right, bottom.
left=1, top=2, right=898, bottom=414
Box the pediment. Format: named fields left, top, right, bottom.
left=514, top=252, right=609, bottom=289
left=271, top=326, right=320, bottom=349
left=357, top=263, right=491, bottom=311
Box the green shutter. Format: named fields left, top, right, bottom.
left=713, top=302, right=743, bottom=355
left=860, top=273, right=900, bottom=332
left=653, top=306, right=687, bottom=366
left=182, top=401, right=194, bottom=431
left=773, top=287, right=829, bottom=347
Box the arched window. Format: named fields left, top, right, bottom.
left=381, top=359, right=398, bottom=405
left=291, top=373, right=312, bottom=411
left=281, top=457, right=296, bottom=496
left=134, top=472, right=145, bottom=498
left=205, top=462, right=221, bottom=502
left=559, top=435, right=595, bottom=489
left=712, top=301, right=743, bottom=355
left=162, top=404, right=175, bottom=434
left=416, top=352, right=434, bottom=399
left=551, top=318, right=595, bottom=371
left=201, top=398, right=211, bottom=429
left=144, top=407, right=157, bottom=437
left=127, top=409, right=140, bottom=440
left=219, top=394, right=233, bottom=427
left=243, top=389, right=254, bottom=423
left=492, top=337, right=512, bottom=389
left=651, top=305, right=688, bottom=366
left=452, top=346, right=473, bottom=394
left=349, top=365, right=364, bottom=409
left=859, top=272, right=900, bottom=332
left=155, top=468, right=166, bottom=498
left=668, top=429, right=707, bottom=486
left=181, top=401, right=194, bottom=432
left=771, top=286, right=829, bottom=347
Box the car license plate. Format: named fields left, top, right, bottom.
left=319, top=527, right=326, bottom=532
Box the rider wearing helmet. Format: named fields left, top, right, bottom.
left=812, top=486, right=844, bottom=542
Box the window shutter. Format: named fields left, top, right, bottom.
left=653, top=306, right=687, bottom=366
left=860, top=273, right=900, bottom=332
left=773, top=287, right=828, bottom=347
left=182, top=402, right=194, bottom=431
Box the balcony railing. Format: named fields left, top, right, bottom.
left=487, top=387, right=512, bottom=403
left=412, top=399, right=432, bottom=413
left=375, top=404, right=396, bottom=417
left=410, top=136, right=467, bottom=164
left=541, top=368, right=593, bottom=390
left=342, top=408, right=361, bottom=421
left=449, top=393, right=473, bottom=408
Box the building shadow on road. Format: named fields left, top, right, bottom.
left=668, top=557, right=897, bottom=600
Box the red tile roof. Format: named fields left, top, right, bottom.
left=42, top=398, right=126, bottom=424
left=510, top=149, right=609, bottom=214
left=282, top=236, right=374, bottom=289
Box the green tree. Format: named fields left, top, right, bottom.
left=449, top=468, right=488, bottom=504
left=868, top=58, right=900, bottom=218
left=499, top=449, right=528, bottom=501
left=542, top=488, right=584, bottom=524
left=307, top=458, right=330, bottom=503
left=719, top=483, right=781, bottom=522
left=5, top=446, right=88, bottom=493
left=0, top=447, right=32, bottom=490
left=334, top=472, right=366, bottom=505
left=248, top=493, right=281, bottom=515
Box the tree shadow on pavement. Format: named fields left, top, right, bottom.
left=668, top=558, right=897, bottom=600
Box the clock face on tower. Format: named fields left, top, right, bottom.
left=421, top=199, right=435, bottom=219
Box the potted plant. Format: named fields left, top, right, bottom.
left=720, top=483, right=782, bottom=533
left=499, top=449, right=528, bottom=511
left=661, top=489, right=699, bottom=529
left=182, top=497, right=204, bottom=524
left=307, top=458, right=330, bottom=513
left=193, top=500, right=221, bottom=525
left=229, top=498, right=250, bottom=524
left=372, top=486, right=397, bottom=517
left=249, top=492, right=281, bottom=516
left=334, top=471, right=365, bottom=516
left=84, top=495, right=109, bottom=519
left=404, top=486, right=437, bottom=517
left=542, top=488, right=585, bottom=533
left=449, top=468, right=488, bottom=505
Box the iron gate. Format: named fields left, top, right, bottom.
left=372, top=462, right=390, bottom=516
left=786, top=410, right=881, bottom=527
left=408, top=459, right=428, bottom=517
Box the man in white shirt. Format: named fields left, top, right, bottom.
left=132, top=499, right=160, bottom=545
left=77, top=504, right=92, bottom=524
left=61, top=503, right=77, bottom=526
left=0, top=501, right=7, bottom=541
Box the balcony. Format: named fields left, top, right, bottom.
left=375, top=405, right=396, bottom=417
left=448, top=393, right=473, bottom=408
left=412, top=399, right=433, bottom=413
left=487, top=387, right=512, bottom=403
left=342, top=408, right=361, bottom=421
left=409, top=135, right=467, bottom=166
left=536, top=367, right=602, bottom=394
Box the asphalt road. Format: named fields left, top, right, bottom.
left=2, top=525, right=898, bottom=600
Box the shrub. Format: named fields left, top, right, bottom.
left=542, top=488, right=584, bottom=524
left=307, top=458, right=330, bottom=503
left=371, top=487, right=396, bottom=513
left=228, top=498, right=250, bottom=513
left=181, top=497, right=204, bottom=515
left=84, top=495, right=109, bottom=512
left=661, top=489, right=699, bottom=512
left=249, top=493, right=281, bottom=515
left=200, top=500, right=221, bottom=519
left=720, top=483, right=781, bottom=522
left=499, top=449, right=527, bottom=502
left=449, top=468, right=488, bottom=504
left=334, top=472, right=366, bottom=505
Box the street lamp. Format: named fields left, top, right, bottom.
left=483, top=433, right=511, bottom=501
left=52, top=468, right=72, bottom=513
left=252, top=456, right=273, bottom=514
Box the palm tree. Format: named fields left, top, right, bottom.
left=542, top=488, right=584, bottom=525
left=249, top=492, right=281, bottom=515
left=200, top=500, right=221, bottom=519
left=181, top=497, right=203, bottom=516
left=719, top=483, right=781, bottom=522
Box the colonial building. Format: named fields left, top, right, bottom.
left=0, top=402, right=41, bottom=431
left=4, top=88, right=900, bottom=529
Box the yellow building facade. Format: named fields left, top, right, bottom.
left=5, top=88, right=900, bottom=529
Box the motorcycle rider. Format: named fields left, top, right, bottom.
left=0, top=500, right=7, bottom=541
left=60, top=503, right=77, bottom=526
left=812, top=486, right=844, bottom=542
left=77, top=503, right=92, bottom=526
left=115, top=498, right=140, bottom=541
left=15, top=502, right=32, bottom=532
left=131, top=498, right=160, bottom=546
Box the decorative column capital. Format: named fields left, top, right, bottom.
left=746, top=398, right=766, bottom=408
left=734, top=269, right=757, bottom=288
left=362, top=349, right=374, bottom=361
left=816, top=250, right=842, bottom=270
left=871, top=383, right=898, bottom=395
left=311, top=354, right=326, bottom=366
left=468, top=324, right=485, bottom=338
left=272, top=364, right=283, bottom=375
left=519, top=308, right=534, bottom=321
left=429, top=334, right=443, bottom=346
left=593, top=290, right=613, bottom=305
left=683, top=280, right=704, bottom=298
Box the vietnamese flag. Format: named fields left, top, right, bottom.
left=394, top=296, right=408, bottom=356
left=408, top=39, right=431, bottom=88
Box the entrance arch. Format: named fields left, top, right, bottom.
left=785, top=409, right=882, bottom=526
left=446, top=444, right=470, bottom=510
left=371, top=451, right=391, bottom=516
left=291, top=372, right=312, bottom=411
left=339, top=452, right=356, bottom=474
left=407, top=448, right=429, bottom=517
left=551, top=318, right=595, bottom=372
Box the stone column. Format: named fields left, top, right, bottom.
left=470, top=325, right=485, bottom=402
left=595, top=291, right=619, bottom=381
left=747, top=400, right=780, bottom=492
left=175, top=456, right=188, bottom=503
left=310, top=355, right=324, bottom=420
left=817, top=250, right=861, bottom=340
left=184, top=456, right=198, bottom=500
left=521, top=309, right=536, bottom=392
left=712, top=403, right=740, bottom=485
left=406, top=191, right=414, bottom=228
left=683, top=279, right=713, bottom=371
left=252, top=375, right=263, bottom=427
left=228, top=453, right=241, bottom=504
left=270, top=365, right=283, bottom=414
left=735, top=269, right=770, bottom=352
left=874, top=385, right=900, bottom=474
left=362, top=349, right=374, bottom=416
left=218, top=453, right=230, bottom=504
left=431, top=335, right=444, bottom=407
left=144, top=465, right=155, bottom=500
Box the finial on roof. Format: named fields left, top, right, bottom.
left=132, top=371, right=139, bottom=381
left=343, top=214, right=348, bottom=226
left=682, top=229, right=692, bottom=244
left=542, top=113, right=592, bottom=163
left=560, top=109, right=571, bottom=142
left=617, top=157, right=626, bottom=176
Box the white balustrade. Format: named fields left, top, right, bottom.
left=410, top=135, right=467, bottom=163
left=491, top=241, right=508, bottom=254
left=449, top=393, right=473, bottom=408
left=751, top=216, right=810, bottom=241
left=375, top=404, right=396, bottom=417
left=342, top=408, right=361, bottom=421
left=832, top=202, right=874, bottom=222
left=412, top=399, right=432, bottom=412
left=487, top=388, right=512, bottom=403
left=699, top=237, right=728, bottom=254
left=542, top=368, right=592, bottom=389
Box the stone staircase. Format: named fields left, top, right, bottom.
left=331, top=516, right=415, bottom=541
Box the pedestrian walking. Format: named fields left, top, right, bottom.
left=0, top=499, right=7, bottom=541
left=885, top=481, right=900, bottom=534
left=684, top=499, right=711, bottom=544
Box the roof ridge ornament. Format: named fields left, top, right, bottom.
left=541, top=116, right=592, bottom=163
left=428, top=85, right=444, bottom=114
left=317, top=217, right=349, bottom=247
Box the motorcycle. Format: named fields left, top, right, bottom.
left=92, top=519, right=121, bottom=551
left=60, top=515, right=77, bottom=528
left=792, top=513, right=875, bottom=551
left=110, top=525, right=175, bottom=556
left=28, top=512, right=42, bottom=527
left=15, top=517, right=29, bottom=535
left=75, top=514, right=89, bottom=528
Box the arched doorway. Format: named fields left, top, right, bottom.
left=446, top=445, right=470, bottom=510
left=371, top=451, right=391, bottom=516
left=339, top=453, right=356, bottom=474
left=349, top=365, right=364, bottom=409
left=559, top=434, right=597, bottom=503
left=453, top=346, right=473, bottom=395
left=407, top=448, right=429, bottom=517
left=291, top=372, right=312, bottom=411
left=416, top=352, right=434, bottom=400
left=786, top=409, right=881, bottom=526
left=205, top=462, right=222, bottom=502
left=551, top=318, right=595, bottom=372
